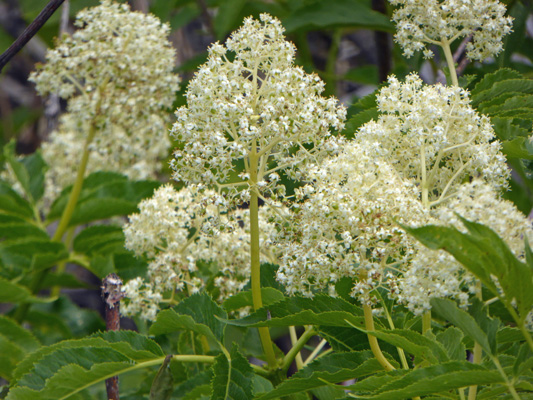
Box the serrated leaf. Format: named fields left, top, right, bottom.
left=472, top=79, right=533, bottom=108
left=12, top=332, right=162, bottom=385
left=404, top=219, right=533, bottom=323
left=222, top=288, right=284, bottom=313
left=47, top=172, right=160, bottom=226
left=8, top=361, right=163, bottom=400
left=0, top=239, right=68, bottom=272
left=211, top=344, right=253, bottom=400
left=0, top=316, right=39, bottom=352
left=173, top=370, right=213, bottom=399
left=362, top=328, right=449, bottom=364
left=430, top=298, right=493, bottom=356
left=0, top=277, right=51, bottom=303
left=318, top=325, right=369, bottom=352
left=346, top=361, right=503, bottom=400
left=282, top=0, right=393, bottom=33
left=471, top=69, right=522, bottom=99
left=256, top=351, right=385, bottom=400
left=502, top=137, right=533, bottom=159
left=0, top=181, right=34, bottom=219
left=73, top=225, right=125, bottom=255
left=150, top=293, right=227, bottom=346
left=436, top=327, right=465, bottom=361
left=3, top=141, right=46, bottom=203
left=225, top=294, right=365, bottom=329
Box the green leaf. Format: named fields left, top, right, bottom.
left=73, top=225, right=125, bottom=255
left=255, top=351, right=385, bottom=400
left=47, top=172, right=160, bottom=226
left=211, top=344, right=253, bottom=400
left=361, top=328, right=449, bottom=364
left=435, top=327, right=465, bottom=361
left=0, top=334, right=25, bottom=380
left=318, top=326, right=369, bottom=352
left=404, top=219, right=533, bottom=323
left=282, top=0, right=393, bottom=33
left=430, top=298, right=493, bottom=356
left=0, top=277, right=52, bottom=303
left=150, top=355, right=174, bottom=400
left=150, top=293, right=227, bottom=346
left=225, top=294, right=365, bottom=329
left=0, top=316, right=39, bottom=352
left=0, top=181, right=34, bottom=219
left=3, top=141, right=46, bottom=203
left=470, top=68, right=522, bottom=99
left=0, top=316, right=39, bottom=380
left=213, top=0, right=247, bottom=39
left=347, top=361, right=504, bottom=400
left=0, top=239, right=68, bottom=273
left=222, top=288, right=284, bottom=313
left=472, top=79, right=533, bottom=108
left=12, top=332, right=163, bottom=386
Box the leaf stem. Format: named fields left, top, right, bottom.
left=281, top=326, right=316, bottom=373
left=303, top=338, right=328, bottom=366
left=422, top=311, right=432, bottom=334
left=289, top=326, right=304, bottom=370
left=363, top=303, right=395, bottom=372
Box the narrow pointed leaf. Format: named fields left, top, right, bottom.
left=225, top=294, right=365, bottom=328
left=0, top=277, right=52, bottom=303
left=347, top=361, right=503, bottom=400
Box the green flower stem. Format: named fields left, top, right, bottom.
left=440, top=39, right=459, bottom=87
left=281, top=325, right=316, bottom=373
left=51, top=227, right=75, bottom=298
left=491, top=356, right=521, bottom=400
left=52, top=120, right=97, bottom=242
left=249, top=148, right=277, bottom=369
left=363, top=303, right=395, bottom=372
left=289, top=326, right=304, bottom=370
left=303, top=338, right=328, bottom=366
left=469, top=284, right=483, bottom=400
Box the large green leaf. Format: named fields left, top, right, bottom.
left=0, top=277, right=52, bottom=303
left=430, top=298, right=493, bottom=356
left=3, top=141, right=46, bottom=203
left=0, top=181, right=34, bottom=219
left=362, top=328, right=449, bottom=364
left=282, top=0, right=393, bottom=33
left=211, top=344, right=253, bottom=400
left=47, top=172, right=160, bottom=226
left=0, top=239, right=68, bottom=274
left=436, top=327, right=466, bottom=361
left=255, top=351, right=385, bottom=400
left=346, top=361, right=504, bottom=400
left=73, top=225, right=125, bottom=255
left=404, top=219, right=533, bottom=323
left=0, top=316, right=40, bottom=380
left=225, top=294, right=365, bottom=328
left=150, top=293, right=227, bottom=345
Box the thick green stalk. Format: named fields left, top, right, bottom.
left=249, top=149, right=277, bottom=369
left=289, top=326, right=304, bottom=370
left=363, top=304, right=395, bottom=372
left=52, top=122, right=97, bottom=241
left=468, top=282, right=483, bottom=400
left=422, top=311, right=432, bottom=334
left=440, top=39, right=459, bottom=87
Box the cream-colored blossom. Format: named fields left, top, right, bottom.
left=276, top=142, right=428, bottom=302
left=122, top=184, right=279, bottom=320
left=357, top=74, right=509, bottom=207
left=390, top=0, right=512, bottom=60
left=170, top=14, right=345, bottom=202
left=30, top=0, right=180, bottom=204
left=397, top=180, right=533, bottom=314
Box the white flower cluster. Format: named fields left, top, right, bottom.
left=276, top=142, right=428, bottom=301
left=390, top=0, right=512, bottom=60
left=398, top=180, right=533, bottom=314
left=122, top=184, right=279, bottom=320
left=170, top=14, right=345, bottom=202
left=358, top=74, right=509, bottom=206
left=30, top=0, right=180, bottom=204
left=277, top=74, right=529, bottom=314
